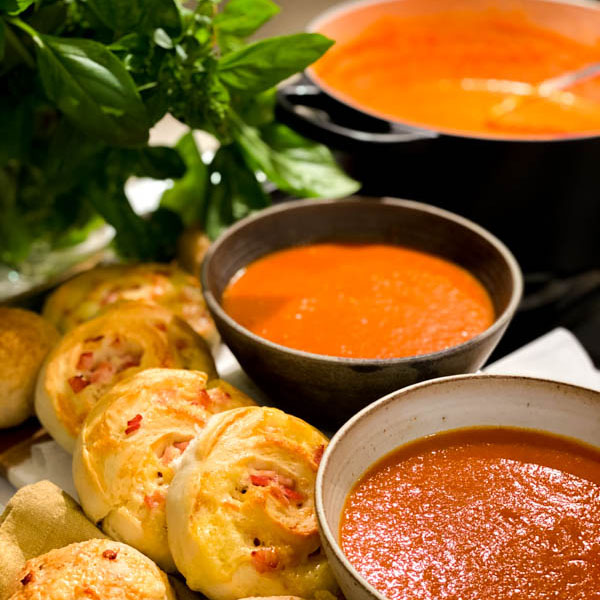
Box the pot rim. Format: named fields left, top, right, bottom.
left=201, top=196, right=523, bottom=367
left=305, top=0, right=600, bottom=144
left=314, top=372, right=600, bottom=600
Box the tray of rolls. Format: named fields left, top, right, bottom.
left=0, top=261, right=337, bottom=600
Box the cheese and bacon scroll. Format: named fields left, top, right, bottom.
left=42, top=262, right=217, bottom=345
left=166, top=406, right=338, bottom=600
left=0, top=308, right=59, bottom=429
left=73, top=368, right=255, bottom=572
left=7, top=539, right=175, bottom=600
left=35, top=303, right=217, bottom=452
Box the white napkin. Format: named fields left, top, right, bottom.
left=2, top=327, right=598, bottom=508
left=483, top=327, right=600, bottom=390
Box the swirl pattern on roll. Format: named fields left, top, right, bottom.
left=167, top=406, right=338, bottom=600
left=35, top=303, right=217, bottom=452
left=43, top=263, right=216, bottom=345
left=73, top=368, right=256, bottom=571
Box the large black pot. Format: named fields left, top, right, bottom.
left=276, top=0, right=600, bottom=279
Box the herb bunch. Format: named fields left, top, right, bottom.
left=0, top=0, right=359, bottom=266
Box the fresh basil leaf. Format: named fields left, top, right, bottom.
left=160, top=131, right=209, bottom=226
left=234, top=119, right=360, bottom=198
left=35, top=34, right=149, bottom=146
left=215, top=0, right=279, bottom=37
left=147, top=206, right=183, bottom=260
left=235, top=87, right=276, bottom=127
left=0, top=0, right=33, bottom=15
left=205, top=144, right=270, bottom=239
left=218, top=33, right=334, bottom=93
left=86, top=0, right=181, bottom=36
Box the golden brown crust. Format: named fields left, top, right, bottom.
left=8, top=539, right=175, bottom=600
left=35, top=303, right=217, bottom=452
left=73, top=368, right=256, bottom=571
left=167, top=406, right=338, bottom=600
left=42, top=263, right=217, bottom=345
left=0, top=308, right=59, bottom=428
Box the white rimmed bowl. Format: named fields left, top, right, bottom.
left=315, top=374, right=600, bottom=600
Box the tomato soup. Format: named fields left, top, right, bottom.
left=312, top=9, right=600, bottom=138
left=340, top=428, right=600, bottom=600
left=221, top=243, right=494, bottom=359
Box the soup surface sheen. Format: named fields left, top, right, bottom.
left=340, top=428, right=600, bottom=600
left=313, top=9, right=600, bottom=138
left=222, top=243, right=494, bottom=359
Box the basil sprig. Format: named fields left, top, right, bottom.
left=0, top=0, right=359, bottom=265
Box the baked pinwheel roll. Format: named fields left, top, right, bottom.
left=8, top=539, right=175, bottom=600
left=42, top=262, right=217, bottom=345
left=35, top=303, right=217, bottom=452
left=167, top=406, right=338, bottom=600
left=73, top=368, right=255, bottom=572
left=0, top=308, right=59, bottom=429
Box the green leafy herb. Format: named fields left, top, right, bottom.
left=34, top=34, right=149, bottom=146
left=0, top=0, right=359, bottom=267
left=218, top=33, right=334, bottom=93
left=234, top=119, right=360, bottom=198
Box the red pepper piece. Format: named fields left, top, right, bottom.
left=125, top=414, right=143, bottom=435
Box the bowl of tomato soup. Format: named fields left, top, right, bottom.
left=316, top=374, right=600, bottom=600
left=201, top=197, right=522, bottom=426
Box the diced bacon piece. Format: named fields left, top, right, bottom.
left=173, top=440, right=189, bottom=452
left=251, top=548, right=279, bottom=573
left=281, top=486, right=305, bottom=502
left=314, top=444, right=325, bottom=466
left=160, top=440, right=190, bottom=464
left=250, top=471, right=278, bottom=487
left=143, top=490, right=165, bottom=509
left=68, top=375, right=90, bottom=393
left=76, top=352, right=94, bottom=370
left=20, top=572, right=34, bottom=585
left=89, top=361, right=115, bottom=384
left=125, top=414, right=143, bottom=435
left=102, top=549, right=118, bottom=560
left=160, top=445, right=179, bottom=465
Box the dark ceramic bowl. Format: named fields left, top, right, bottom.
left=201, top=197, right=523, bottom=428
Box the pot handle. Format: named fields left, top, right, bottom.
left=276, top=80, right=438, bottom=146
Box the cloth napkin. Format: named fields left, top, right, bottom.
left=0, top=480, right=200, bottom=600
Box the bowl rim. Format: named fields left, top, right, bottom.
left=201, top=196, right=523, bottom=367
left=314, top=372, right=600, bottom=600
left=304, top=0, right=600, bottom=144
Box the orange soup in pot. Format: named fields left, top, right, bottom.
left=221, top=243, right=494, bottom=359
left=312, top=8, right=600, bottom=138
left=340, top=427, right=600, bottom=600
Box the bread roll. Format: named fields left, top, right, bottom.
left=7, top=538, right=175, bottom=599
left=42, top=262, right=216, bottom=345
left=167, top=406, right=338, bottom=600
left=73, top=368, right=255, bottom=571
left=35, top=303, right=217, bottom=452
left=0, top=308, right=59, bottom=428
